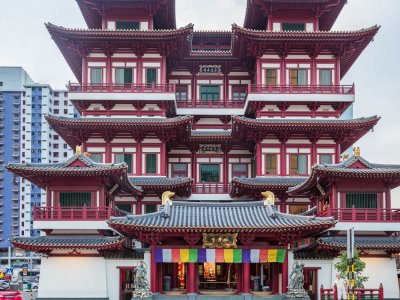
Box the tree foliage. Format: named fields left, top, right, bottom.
left=334, top=249, right=368, bottom=288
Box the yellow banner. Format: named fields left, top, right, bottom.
left=224, top=249, right=233, bottom=263
left=180, top=249, right=189, bottom=262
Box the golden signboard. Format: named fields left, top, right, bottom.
left=202, top=233, right=238, bottom=249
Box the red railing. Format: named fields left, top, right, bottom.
left=34, top=206, right=128, bottom=221
left=320, top=284, right=383, bottom=300
left=68, top=82, right=176, bottom=93
left=193, top=183, right=230, bottom=194
left=248, top=84, right=355, bottom=95
left=176, top=99, right=246, bottom=108
left=317, top=208, right=400, bottom=222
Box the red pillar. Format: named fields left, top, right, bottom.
left=187, top=263, right=197, bottom=294
left=161, top=55, right=167, bottom=84
left=273, top=263, right=279, bottom=294
left=282, top=248, right=288, bottom=293
left=105, top=141, right=112, bottom=163
left=137, top=55, right=143, bottom=84
left=160, top=140, right=166, bottom=176
left=135, top=197, right=142, bottom=215
left=335, top=143, right=341, bottom=164
left=335, top=56, right=341, bottom=85
left=191, top=151, right=197, bottom=188
left=256, top=56, right=262, bottom=84
left=242, top=262, right=251, bottom=294
left=280, top=142, right=286, bottom=176
left=236, top=264, right=242, bottom=293
left=223, top=150, right=229, bottom=192
left=256, top=141, right=262, bottom=176
left=311, top=142, right=317, bottom=166
left=136, top=139, right=142, bottom=175
left=106, top=55, right=112, bottom=85
left=150, top=244, right=158, bottom=293
left=82, top=55, right=88, bottom=85
left=191, top=73, right=196, bottom=106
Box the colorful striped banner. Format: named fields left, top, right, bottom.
left=154, top=248, right=286, bottom=263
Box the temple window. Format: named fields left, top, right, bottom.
left=232, top=85, right=247, bottom=101
left=289, top=154, right=307, bottom=175
left=116, top=204, right=132, bottom=213
left=115, top=21, right=139, bottom=30
left=115, top=153, right=133, bottom=173
left=319, top=69, right=332, bottom=85
left=145, top=68, right=157, bottom=84
left=265, top=154, right=277, bottom=175
left=282, top=23, right=305, bottom=32
left=90, top=153, right=103, bottom=163
left=175, top=85, right=188, bottom=101
left=145, top=204, right=157, bottom=214
left=115, top=68, right=133, bottom=84
left=232, top=164, right=247, bottom=178
left=171, top=163, right=188, bottom=177
left=59, top=192, right=91, bottom=207
left=200, top=85, right=220, bottom=101
left=200, top=164, right=220, bottom=182
left=90, top=68, right=103, bottom=84
left=345, top=193, right=378, bottom=208
left=289, top=69, right=307, bottom=85
left=319, top=154, right=332, bottom=164
left=266, top=69, right=278, bottom=85
left=145, top=154, right=157, bottom=174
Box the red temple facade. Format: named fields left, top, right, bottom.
left=7, top=1, right=400, bottom=299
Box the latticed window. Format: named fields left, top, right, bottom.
left=265, top=154, right=277, bottom=174
left=200, top=164, right=220, bottom=182
left=232, top=164, right=247, bottom=178
left=319, top=69, right=332, bottom=85
left=115, top=153, right=133, bottom=173
left=115, top=68, right=133, bottom=84
left=266, top=69, right=277, bottom=85
left=282, top=23, right=305, bottom=32
left=320, top=154, right=332, bottom=164
left=59, top=192, right=91, bottom=207
left=175, top=85, right=188, bottom=100
left=91, top=68, right=102, bottom=84
left=145, top=154, right=157, bottom=174
left=146, top=68, right=157, bottom=84
left=289, top=69, right=307, bottom=85
left=346, top=193, right=378, bottom=208
left=200, top=85, right=220, bottom=101
left=171, top=163, right=188, bottom=177
left=90, top=153, right=102, bottom=163
left=232, top=85, right=247, bottom=101
left=289, top=154, right=307, bottom=175
left=115, top=21, right=139, bottom=30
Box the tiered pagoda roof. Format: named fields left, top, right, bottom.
left=6, top=153, right=141, bottom=195
left=232, top=116, right=380, bottom=150
left=76, top=0, right=176, bottom=30
left=129, top=177, right=193, bottom=197
left=289, top=155, right=400, bottom=195
left=232, top=25, right=380, bottom=78
left=244, top=0, right=347, bottom=31
left=12, top=236, right=124, bottom=254
left=46, top=23, right=193, bottom=81
left=108, top=200, right=336, bottom=237
left=231, top=176, right=307, bottom=199
left=45, top=115, right=192, bottom=148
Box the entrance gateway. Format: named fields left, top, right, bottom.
left=109, top=192, right=336, bottom=296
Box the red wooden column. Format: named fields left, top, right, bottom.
left=191, top=150, right=197, bottom=189
left=280, top=142, right=287, bottom=176
left=136, top=138, right=143, bottom=175
left=160, top=140, right=167, bottom=176
left=187, top=263, right=197, bottom=294
left=236, top=264, right=242, bottom=294
left=135, top=196, right=142, bottom=215
left=106, top=55, right=112, bottom=85
left=335, top=56, right=341, bottom=85
left=223, top=148, right=229, bottom=192
left=161, top=55, right=167, bottom=84
left=256, top=56, right=262, bottom=84
left=256, top=140, right=262, bottom=176
left=310, top=140, right=317, bottom=166
left=150, top=244, right=159, bottom=293
left=105, top=140, right=112, bottom=163
left=282, top=248, right=288, bottom=293
left=242, top=262, right=251, bottom=294
left=273, top=263, right=279, bottom=293
left=137, top=54, right=143, bottom=84
left=82, top=55, right=88, bottom=85
left=191, top=72, right=196, bottom=106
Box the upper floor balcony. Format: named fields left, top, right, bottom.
left=193, top=183, right=231, bottom=194
left=68, top=82, right=176, bottom=102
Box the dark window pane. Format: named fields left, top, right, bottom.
left=320, top=69, right=332, bottom=85
left=146, top=154, right=157, bottom=174
left=145, top=204, right=157, bottom=214
left=320, top=154, right=332, bottom=164
left=90, top=153, right=102, bottom=163
left=59, top=192, right=91, bottom=207
left=200, top=85, right=220, bottom=101
left=172, top=163, right=187, bottom=177
left=146, top=68, right=157, bottom=84
left=266, top=69, right=277, bottom=85
left=116, top=21, right=139, bottom=30
left=200, top=164, right=220, bottom=182
left=282, top=23, right=305, bottom=32
left=266, top=154, right=277, bottom=174
left=346, top=193, right=377, bottom=208
left=91, top=68, right=102, bottom=84
left=116, top=204, right=132, bottom=213
left=116, top=153, right=132, bottom=173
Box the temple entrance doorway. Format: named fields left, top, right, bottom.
left=198, top=263, right=238, bottom=293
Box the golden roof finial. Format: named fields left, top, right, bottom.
left=343, top=154, right=349, bottom=161
left=84, top=152, right=91, bottom=158
left=76, top=145, right=82, bottom=155
left=353, top=146, right=360, bottom=158
left=262, top=191, right=275, bottom=206
left=162, top=191, right=175, bottom=206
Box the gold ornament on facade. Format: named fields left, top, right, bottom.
left=343, top=154, right=349, bottom=161
left=262, top=191, right=275, bottom=205
left=202, top=233, right=238, bottom=249
left=75, top=145, right=82, bottom=155
left=161, top=191, right=175, bottom=206
left=353, top=146, right=361, bottom=158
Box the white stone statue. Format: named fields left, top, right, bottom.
left=286, top=262, right=310, bottom=299
left=132, top=261, right=152, bottom=298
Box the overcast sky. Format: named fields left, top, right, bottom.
left=0, top=0, right=399, bottom=199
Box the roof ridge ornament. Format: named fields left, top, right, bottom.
left=162, top=191, right=175, bottom=206
left=76, top=145, right=82, bottom=155
left=353, top=146, right=361, bottom=158
left=262, top=191, right=275, bottom=206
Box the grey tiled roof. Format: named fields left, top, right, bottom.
left=190, top=130, right=232, bottom=137
left=109, top=201, right=336, bottom=233
left=104, top=250, right=147, bottom=260
left=314, top=155, right=400, bottom=171
left=129, top=176, right=192, bottom=186
left=232, top=176, right=307, bottom=188
left=318, top=236, right=400, bottom=251
left=12, top=236, right=123, bottom=250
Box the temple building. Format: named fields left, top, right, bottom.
left=6, top=0, right=400, bottom=299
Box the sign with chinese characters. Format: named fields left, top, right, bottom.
left=199, top=65, right=222, bottom=75
left=202, top=233, right=238, bottom=249
left=199, top=144, right=222, bottom=154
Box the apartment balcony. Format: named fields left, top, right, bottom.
left=12, top=214, right=19, bottom=219
left=247, top=84, right=355, bottom=103
left=193, top=183, right=230, bottom=194
left=68, top=82, right=176, bottom=102
left=34, top=206, right=127, bottom=221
